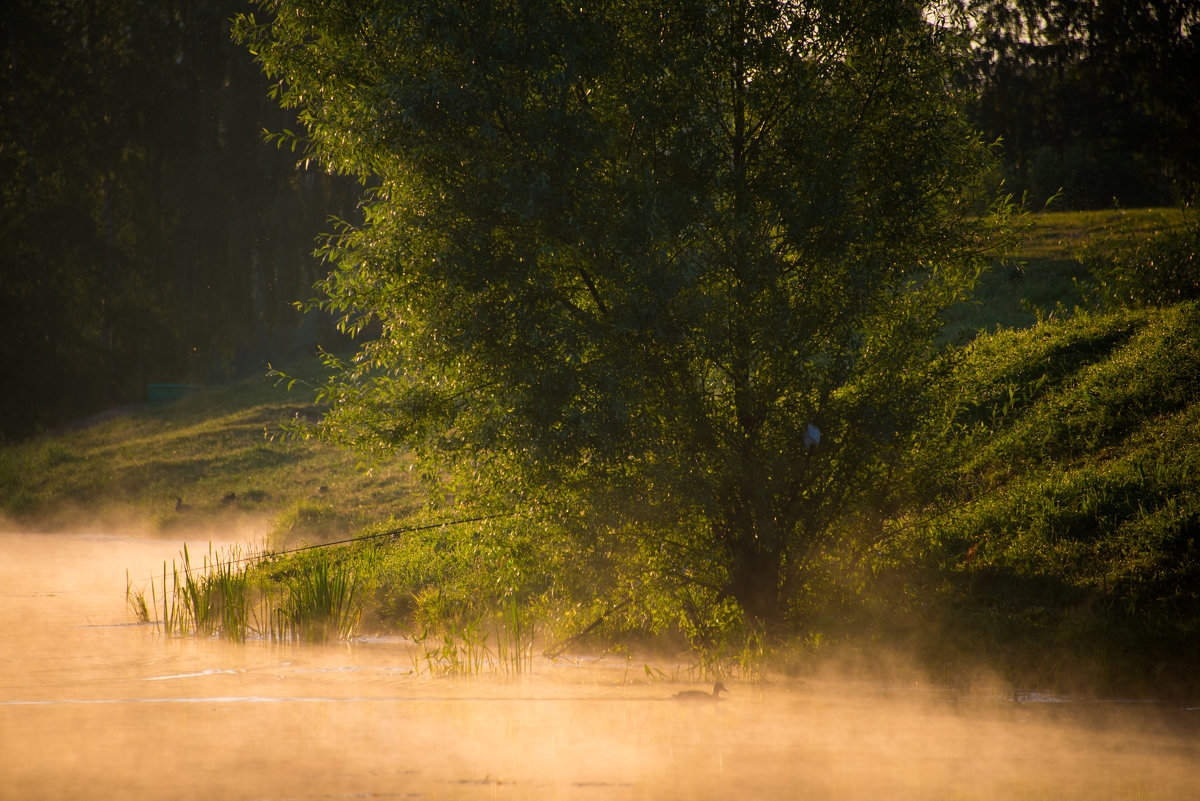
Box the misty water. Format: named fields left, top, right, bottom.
left=2, top=531, right=1198, bottom=800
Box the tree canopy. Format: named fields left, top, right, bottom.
left=237, top=0, right=1007, bottom=627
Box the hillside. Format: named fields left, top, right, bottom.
left=3, top=208, right=1196, bottom=697
left=0, top=364, right=420, bottom=543
left=3, top=208, right=1181, bottom=535
left=940, top=206, right=1185, bottom=342
left=871, top=301, right=1200, bottom=698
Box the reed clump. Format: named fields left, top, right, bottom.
left=402, top=600, right=537, bottom=677
left=277, top=549, right=361, bottom=642
left=127, top=542, right=362, bottom=643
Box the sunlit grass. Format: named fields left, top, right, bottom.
left=870, top=300, right=1200, bottom=697
left=1016, top=207, right=1186, bottom=261
left=0, top=362, right=420, bottom=537
left=940, top=207, right=1188, bottom=343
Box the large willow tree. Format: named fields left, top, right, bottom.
left=238, top=0, right=1004, bottom=625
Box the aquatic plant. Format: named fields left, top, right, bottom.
left=145, top=543, right=254, bottom=640
left=135, top=541, right=362, bottom=644
left=405, top=617, right=493, bottom=677
left=125, top=570, right=151, bottom=624
left=497, top=599, right=535, bottom=675
left=402, top=602, right=536, bottom=677
left=277, top=549, right=361, bottom=643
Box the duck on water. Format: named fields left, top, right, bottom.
left=673, top=682, right=728, bottom=701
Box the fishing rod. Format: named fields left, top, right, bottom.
left=266, top=512, right=513, bottom=560
left=137, top=511, right=515, bottom=581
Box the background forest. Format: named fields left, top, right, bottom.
left=1, top=0, right=359, bottom=440
left=2, top=0, right=1196, bottom=441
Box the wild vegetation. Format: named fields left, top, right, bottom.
left=875, top=300, right=1200, bottom=698
left=237, top=0, right=1015, bottom=634
left=0, top=359, right=418, bottom=539
left=6, top=1, right=1193, bottom=444
left=6, top=207, right=1197, bottom=696
left=3, top=0, right=1197, bottom=700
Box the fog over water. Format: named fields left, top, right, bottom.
left=2, top=530, right=1197, bottom=800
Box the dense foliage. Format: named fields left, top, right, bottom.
left=236, top=0, right=1008, bottom=627
left=5, top=0, right=1196, bottom=692
left=4, top=1, right=1196, bottom=439
left=4, top=215, right=1198, bottom=693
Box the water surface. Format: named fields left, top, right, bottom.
left=2, top=531, right=1197, bottom=800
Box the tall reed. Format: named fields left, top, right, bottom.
left=277, top=550, right=361, bottom=643
left=132, top=542, right=362, bottom=643
left=496, top=599, right=535, bottom=675
left=405, top=603, right=537, bottom=677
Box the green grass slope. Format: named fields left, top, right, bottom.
left=0, top=366, right=420, bottom=543
left=940, top=207, right=1186, bottom=342
left=874, top=301, right=1200, bottom=698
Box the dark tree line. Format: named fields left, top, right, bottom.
left=2, top=1, right=1196, bottom=442
left=956, top=0, right=1199, bottom=208
left=0, top=0, right=358, bottom=440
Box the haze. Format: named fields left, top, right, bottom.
left=1, top=529, right=1197, bottom=800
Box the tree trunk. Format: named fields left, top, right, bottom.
left=727, top=543, right=783, bottom=627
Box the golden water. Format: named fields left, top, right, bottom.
left=1, top=531, right=1197, bottom=800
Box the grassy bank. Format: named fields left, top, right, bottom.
left=940, top=206, right=1185, bottom=342
left=3, top=208, right=1196, bottom=696
left=862, top=301, right=1200, bottom=699
left=0, top=360, right=421, bottom=543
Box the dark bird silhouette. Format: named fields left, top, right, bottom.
left=673, top=682, right=728, bottom=701
left=221, top=492, right=238, bottom=506
left=175, top=497, right=191, bottom=513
